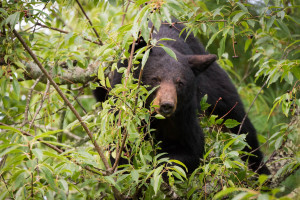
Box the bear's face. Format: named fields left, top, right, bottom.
left=141, top=47, right=217, bottom=117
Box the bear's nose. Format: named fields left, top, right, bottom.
left=160, top=102, right=174, bottom=116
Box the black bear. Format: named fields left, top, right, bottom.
left=94, top=22, right=270, bottom=175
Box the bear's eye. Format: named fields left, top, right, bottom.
left=151, top=77, right=161, bottom=85
left=177, top=81, right=184, bottom=87
left=176, top=78, right=184, bottom=87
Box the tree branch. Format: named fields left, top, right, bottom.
left=0, top=122, right=105, bottom=176
left=34, top=124, right=82, bottom=140
left=237, top=80, right=267, bottom=135
left=11, top=27, right=110, bottom=171
left=111, top=38, right=136, bottom=172
left=29, top=79, right=50, bottom=129
left=75, top=0, right=103, bottom=45
left=11, top=26, right=126, bottom=199
left=35, top=22, right=102, bottom=45
left=22, top=60, right=100, bottom=84
left=21, top=75, right=43, bottom=127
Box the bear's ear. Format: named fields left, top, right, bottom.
left=188, top=54, right=217, bottom=75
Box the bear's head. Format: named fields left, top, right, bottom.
left=142, top=47, right=217, bottom=117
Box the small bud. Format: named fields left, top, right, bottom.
left=249, top=34, right=254, bottom=39
left=256, top=50, right=259, bottom=53
left=150, top=10, right=153, bottom=13
left=145, top=2, right=148, bottom=5
left=154, top=7, right=157, bottom=10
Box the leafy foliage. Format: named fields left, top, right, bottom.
left=0, top=0, right=299, bottom=199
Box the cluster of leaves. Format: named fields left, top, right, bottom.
left=0, top=0, right=299, bottom=199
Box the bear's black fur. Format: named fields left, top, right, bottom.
left=94, top=22, right=270, bottom=175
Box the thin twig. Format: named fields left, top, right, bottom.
left=219, top=102, right=238, bottom=119
left=15, top=107, right=66, bottom=125
left=1, top=175, right=15, bottom=200
left=58, top=84, right=71, bottom=143
left=21, top=75, right=43, bottom=127
left=11, top=27, right=110, bottom=171
left=209, top=97, right=222, bottom=117
left=133, top=25, right=155, bottom=113
left=31, top=172, right=34, bottom=198
left=35, top=22, right=102, bottom=45
left=121, top=0, right=131, bottom=26
left=232, top=25, right=238, bottom=58
left=75, top=0, right=103, bottom=45
left=75, top=96, right=87, bottom=114
left=112, top=38, right=137, bottom=172
left=29, top=79, right=50, bottom=129
left=51, top=11, right=73, bottom=31
left=0, top=122, right=105, bottom=176
left=34, top=124, right=81, bottom=140
left=237, top=80, right=267, bottom=135
left=162, top=15, right=272, bottom=25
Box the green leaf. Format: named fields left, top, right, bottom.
left=223, top=136, right=241, bottom=153
left=131, top=170, right=139, bottom=184
left=34, top=130, right=62, bottom=140
left=59, top=179, right=69, bottom=191
left=224, top=119, right=240, bottom=128
left=6, top=12, right=21, bottom=27
left=151, top=12, right=161, bottom=32
left=232, top=11, right=247, bottom=24
left=258, top=194, right=270, bottom=200
left=14, top=61, right=26, bottom=70
left=0, top=145, right=19, bottom=158
left=244, top=38, right=252, bottom=52
left=169, top=159, right=187, bottom=172
left=159, top=45, right=177, bottom=61
left=141, top=49, right=150, bottom=69
left=152, top=165, right=163, bottom=195
left=291, top=67, right=300, bottom=80
left=12, top=79, right=20, bottom=100
left=213, top=188, right=243, bottom=199
left=200, top=95, right=211, bottom=111
left=266, top=15, right=275, bottom=31
left=106, top=77, right=111, bottom=88
left=275, top=19, right=291, bottom=38
left=97, top=64, right=106, bottom=87
left=41, top=165, right=57, bottom=190
left=258, top=174, right=269, bottom=185
left=218, top=33, right=227, bottom=57
left=275, top=136, right=283, bottom=150
left=212, top=7, right=223, bottom=18
left=154, top=114, right=165, bottom=119
left=32, top=149, right=43, bottom=160
left=172, top=165, right=187, bottom=179
left=0, top=125, right=23, bottom=135
left=264, top=0, right=269, bottom=5
left=108, top=0, right=117, bottom=6
left=206, top=30, right=222, bottom=49
left=247, top=19, right=255, bottom=28
left=236, top=2, right=248, bottom=12
left=104, top=175, right=119, bottom=190
left=161, top=5, right=171, bottom=24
